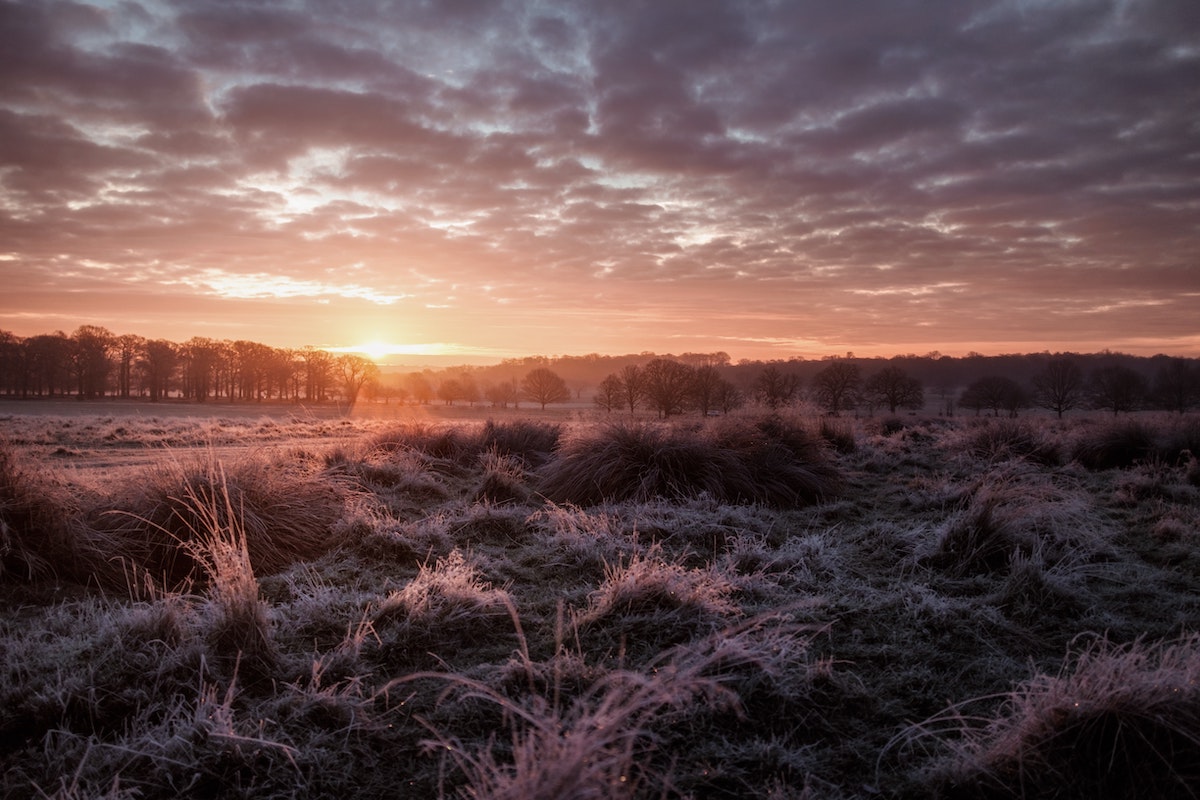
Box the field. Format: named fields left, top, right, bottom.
left=3, top=401, right=1200, bottom=798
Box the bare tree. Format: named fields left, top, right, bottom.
left=812, top=360, right=861, bottom=416
left=521, top=367, right=571, bottom=410
left=594, top=374, right=623, bottom=413
left=138, top=339, right=178, bottom=401
left=1152, top=358, right=1198, bottom=414
left=863, top=365, right=924, bottom=414
left=614, top=364, right=644, bottom=414
left=405, top=372, right=435, bottom=405
left=114, top=333, right=144, bottom=399
left=753, top=365, right=801, bottom=409
left=338, top=354, right=379, bottom=406
left=1031, top=358, right=1084, bottom=419
left=1089, top=365, right=1146, bottom=415
left=959, top=375, right=1029, bottom=417
left=641, top=358, right=695, bottom=418
left=70, top=325, right=114, bottom=399
left=485, top=379, right=520, bottom=408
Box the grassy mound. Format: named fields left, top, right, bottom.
left=539, top=417, right=841, bottom=508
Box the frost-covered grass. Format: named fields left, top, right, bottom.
left=1, top=410, right=1199, bottom=798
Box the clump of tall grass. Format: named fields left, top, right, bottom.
left=960, top=418, right=1061, bottom=466
left=539, top=417, right=840, bottom=508
left=573, top=547, right=740, bottom=656
left=473, top=450, right=532, bottom=505
left=0, top=441, right=96, bottom=582
left=93, top=453, right=346, bottom=588
left=367, top=419, right=561, bottom=469
left=396, top=613, right=830, bottom=799
left=1070, top=418, right=1157, bottom=470
left=480, top=418, right=562, bottom=467
left=919, top=465, right=1110, bottom=578
left=371, top=549, right=513, bottom=667
left=177, top=466, right=277, bottom=678
left=917, top=634, right=1200, bottom=798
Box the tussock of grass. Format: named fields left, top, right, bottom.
left=540, top=417, right=841, bottom=508
left=92, top=454, right=346, bottom=588
left=960, top=418, right=1061, bottom=465
left=573, top=547, right=740, bottom=656
left=480, top=419, right=562, bottom=467
left=920, top=634, right=1200, bottom=798
left=919, top=466, right=1110, bottom=578
left=1070, top=418, right=1157, bottom=470
left=371, top=549, right=514, bottom=668
left=0, top=442, right=92, bottom=582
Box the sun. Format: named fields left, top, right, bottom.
left=355, top=341, right=395, bottom=361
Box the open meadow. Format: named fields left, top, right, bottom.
left=2, top=402, right=1200, bottom=798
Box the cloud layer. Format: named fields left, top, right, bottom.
left=2, top=0, right=1198, bottom=359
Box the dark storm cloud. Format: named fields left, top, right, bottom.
left=1, top=0, right=1197, bottom=356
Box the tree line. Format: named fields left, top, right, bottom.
left=0, top=327, right=380, bottom=405
left=1, top=327, right=1197, bottom=416
left=591, top=355, right=1199, bottom=418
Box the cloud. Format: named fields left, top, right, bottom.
left=0, top=0, right=1197, bottom=357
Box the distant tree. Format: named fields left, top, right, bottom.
left=182, top=337, right=222, bottom=401
left=300, top=346, right=336, bottom=402
left=338, top=354, right=379, bottom=406
left=690, top=364, right=729, bottom=416
left=863, top=365, right=924, bottom=414
left=812, top=361, right=861, bottom=415
left=438, top=378, right=464, bottom=405
left=614, top=364, right=644, bottom=413
left=1152, top=358, right=1198, bottom=414
left=405, top=372, right=435, bottom=405
left=1089, top=365, right=1146, bottom=415
left=485, top=379, right=520, bottom=408
left=1031, top=358, right=1084, bottom=419
left=641, top=358, right=695, bottom=418
left=114, top=334, right=144, bottom=399
left=753, top=365, right=801, bottom=409
left=24, top=332, right=71, bottom=397
left=138, top=339, right=178, bottom=401
left=714, top=379, right=745, bottom=414
left=594, top=374, right=623, bottom=413
left=70, top=325, right=115, bottom=399
left=959, top=375, right=1028, bottom=417
left=521, top=367, right=571, bottom=410
left=458, top=373, right=481, bottom=406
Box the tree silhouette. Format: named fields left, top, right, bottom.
left=753, top=365, right=801, bottom=409
left=1089, top=365, right=1146, bottom=415
left=70, top=325, right=114, bottom=399
left=615, top=364, right=644, bottom=413
left=594, top=374, right=622, bottom=413
left=1152, top=358, right=1197, bottom=414
left=521, top=367, right=571, bottom=410
left=1031, top=358, right=1084, bottom=419
left=812, top=360, right=861, bottom=415
left=337, top=354, right=379, bottom=406
left=959, top=375, right=1028, bottom=417
left=641, top=358, right=694, bottom=418
left=863, top=365, right=924, bottom=414
left=139, top=339, right=177, bottom=401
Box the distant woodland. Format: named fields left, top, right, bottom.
left=1, top=326, right=1198, bottom=417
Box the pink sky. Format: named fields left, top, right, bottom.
left=1, top=0, right=1198, bottom=365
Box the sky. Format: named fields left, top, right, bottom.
left=1, top=0, right=1198, bottom=365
